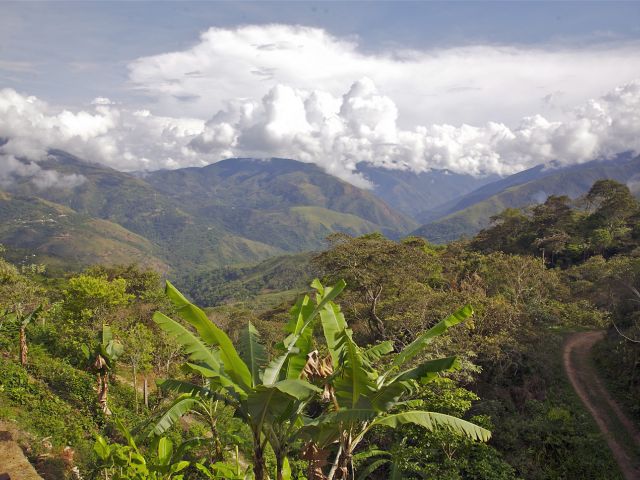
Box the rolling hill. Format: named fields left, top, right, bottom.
left=2, top=153, right=416, bottom=273
left=142, top=157, right=417, bottom=246
left=175, top=251, right=313, bottom=307
left=0, top=191, right=168, bottom=273
left=413, top=153, right=640, bottom=243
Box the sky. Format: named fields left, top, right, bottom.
left=2, top=1, right=640, bottom=187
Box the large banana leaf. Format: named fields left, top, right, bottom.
left=389, top=305, right=473, bottom=372
left=238, top=322, right=267, bottom=387
left=246, top=380, right=321, bottom=430
left=356, top=458, right=390, bottom=480
left=21, top=305, right=42, bottom=327
left=362, top=341, right=394, bottom=364
left=164, top=281, right=252, bottom=390
left=371, top=410, right=491, bottom=442
left=153, top=312, right=222, bottom=373
left=157, top=437, right=173, bottom=466
left=333, top=329, right=375, bottom=409
left=371, top=356, right=460, bottom=411
left=148, top=394, right=203, bottom=437
left=283, top=296, right=316, bottom=380
left=263, top=281, right=346, bottom=385
left=320, top=302, right=348, bottom=366
left=390, top=356, right=460, bottom=384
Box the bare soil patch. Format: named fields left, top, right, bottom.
left=564, top=331, right=640, bottom=480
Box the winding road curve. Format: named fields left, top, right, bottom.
left=563, top=331, right=640, bottom=480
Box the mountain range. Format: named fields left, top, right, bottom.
left=2, top=152, right=414, bottom=273
left=2, top=149, right=639, bottom=274
left=412, top=152, right=640, bottom=243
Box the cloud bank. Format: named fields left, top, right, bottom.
left=1, top=24, right=640, bottom=188
left=129, top=25, right=640, bottom=126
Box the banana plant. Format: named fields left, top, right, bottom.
left=82, top=324, right=124, bottom=415
left=150, top=279, right=346, bottom=480
left=94, top=418, right=193, bottom=479
left=1, top=304, right=42, bottom=366
left=299, top=295, right=491, bottom=480
left=19, top=305, right=43, bottom=366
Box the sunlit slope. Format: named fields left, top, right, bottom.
left=413, top=154, right=640, bottom=243
left=0, top=192, right=168, bottom=272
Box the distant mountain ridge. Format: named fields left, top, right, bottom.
left=4, top=147, right=639, bottom=272
left=356, top=163, right=499, bottom=219
left=0, top=152, right=416, bottom=273
left=412, top=153, right=640, bottom=243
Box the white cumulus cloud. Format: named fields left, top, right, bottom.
left=128, top=24, right=640, bottom=127
left=2, top=24, right=640, bottom=188
left=188, top=77, right=640, bottom=180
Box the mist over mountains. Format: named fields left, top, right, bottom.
left=2, top=145, right=639, bottom=275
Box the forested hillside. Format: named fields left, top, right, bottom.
left=1, top=153, right=415, bottom=274
left=413, top=153, right=640, bottom=243
left=1, top=178, right=638, bottom=479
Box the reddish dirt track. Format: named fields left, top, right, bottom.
left=563, top=331, right=640, bottom=480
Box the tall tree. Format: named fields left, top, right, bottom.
left=123, top=323, right=155, bottom=412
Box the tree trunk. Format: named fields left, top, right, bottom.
left=143, top=376, right=149, bottom=408
left=367, top=286, right=386, bottom=339
left=132, top=364, right=138, bottom=413
left=252, top=431, right=267, bottom=480
left=19, top=326, right=27, bottom=366
left=276, top=452, right=284, bottom=480
left=98, top=373, right=111, bottom=415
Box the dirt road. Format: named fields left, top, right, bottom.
left=563, top=331, right=640, bottom=480
left=0, top=426, right=43, bottom=480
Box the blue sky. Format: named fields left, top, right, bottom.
left=1, top=1, right=640, bottom=184
left=3, top=1, right=640, bottom=106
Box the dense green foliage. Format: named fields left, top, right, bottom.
left=468, top=179, right=640, bottom=418
left=471, top=180, right=640, bottom=265
left=176, top=253, right=312, bottom=307
left=1, top=153, right=415, bottom=275
left=414, top=154, right=640, bottom=243
left=1, top=176, right=637, bottom=479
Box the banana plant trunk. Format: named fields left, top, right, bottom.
left=327, top=434, right=353, bottom=480
left=97, top=373, right=111, bottom=415
left=275, top=450, right=286, bottom=480
left=19, top=326, right=27, bottom=366
left=252, top=431, right=267, bottom=480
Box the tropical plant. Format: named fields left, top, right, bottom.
left=0, top=305, right=42, bottom=366
left=194, top=453, right=253, bottom=480
left=150, top=280, right=346, bottom=480
left=17, top=305, right=42, bottom=366
left=123, top=323, right=155, bottom=412
left=94, top=418, right=192, bottom=479
left=82, top=324, right=124, bottom=415
left=299, top=297, right=491, bottom=479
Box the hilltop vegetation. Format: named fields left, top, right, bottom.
left=414, top=153, right=640, bottom=243
left=1, top=153, right=416, bottom=275
left=2, top=173, right=635, bottom=477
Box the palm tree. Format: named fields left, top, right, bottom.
left=150, top=280, right=346, bottom=480
left=299, top=298, right=491, bottom=480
